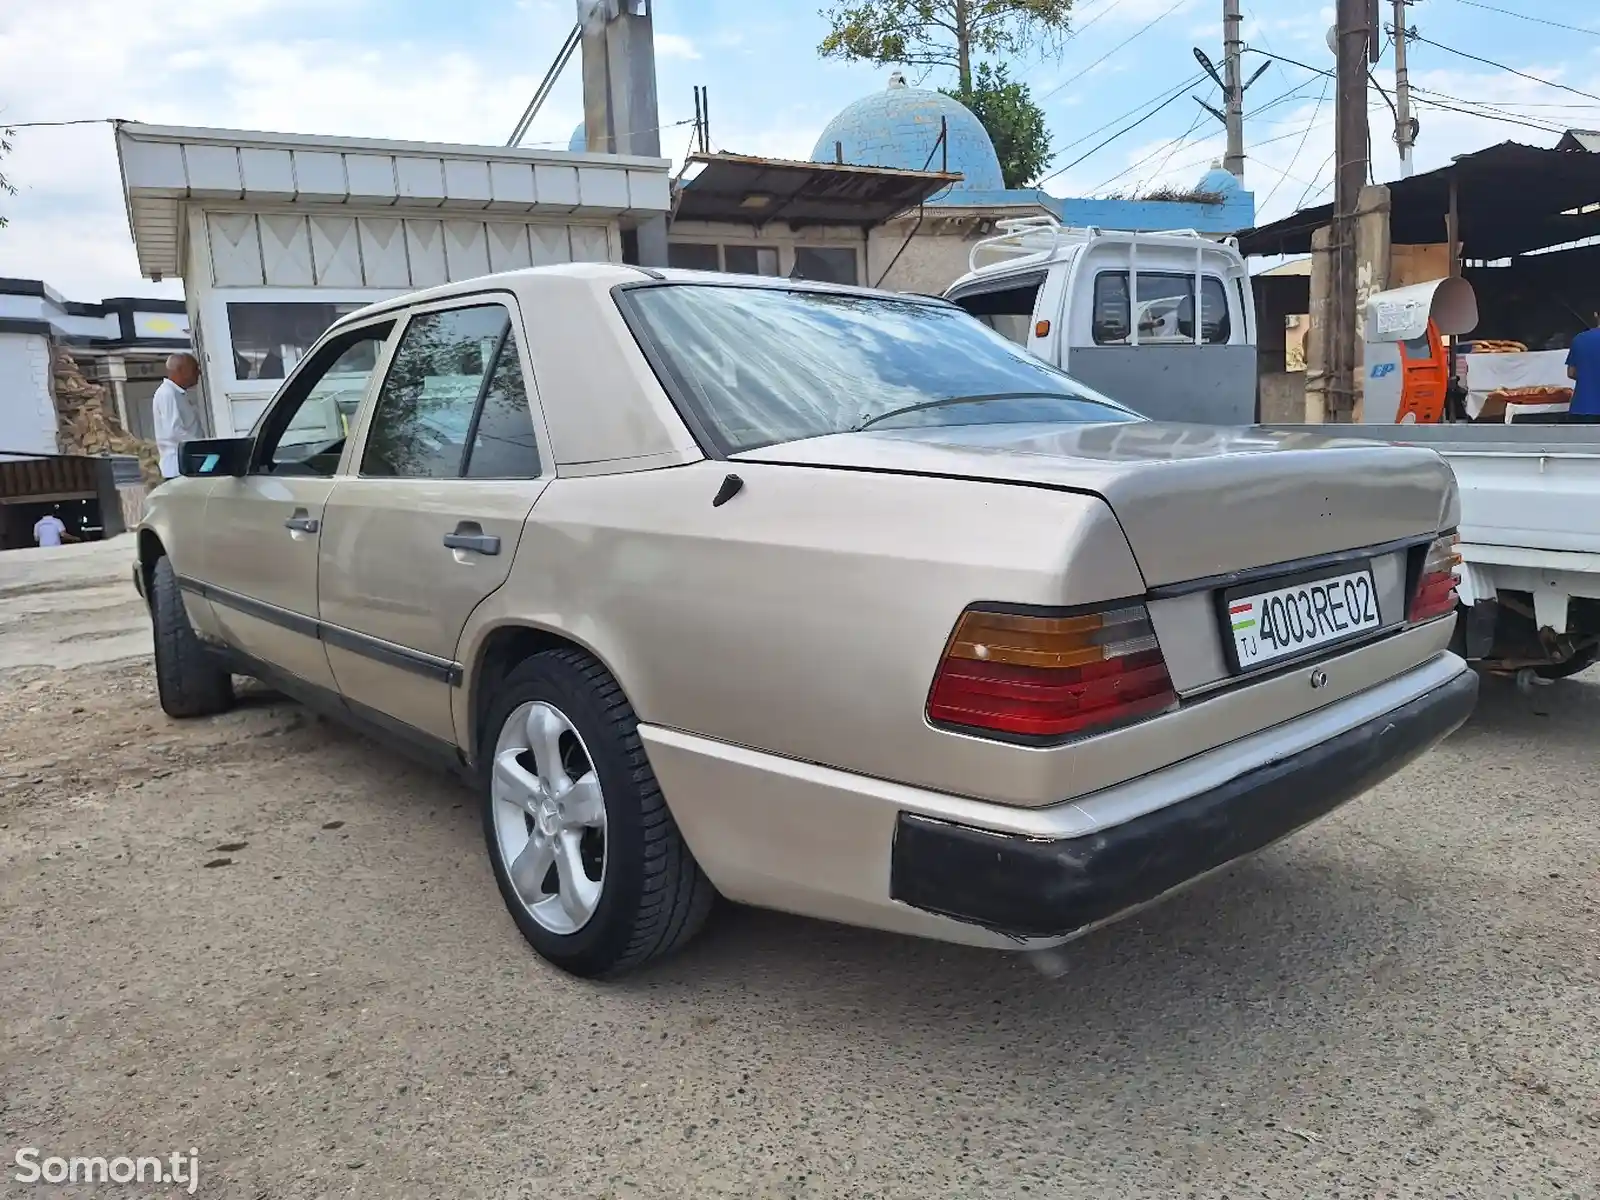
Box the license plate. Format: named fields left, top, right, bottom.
left=1223, top=566, right=1381, bottom=671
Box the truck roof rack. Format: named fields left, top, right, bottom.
left=967, top=216, right=1228, bottom=274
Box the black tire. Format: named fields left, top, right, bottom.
left=1535, top=645, right=1598, bottom=680
left=150, top=556, right=234, bottom=718
left=480, top=648, right=714, bottom=977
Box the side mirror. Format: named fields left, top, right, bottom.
left=179, top=437, right=253, bottom=478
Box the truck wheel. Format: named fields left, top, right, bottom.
left=150, top=557, right=234, bottom=719
left=1536, top=646, right=1598, bottom=680
left=480, top=648, right=714, bottom=977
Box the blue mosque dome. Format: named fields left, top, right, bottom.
left=811, top=72, right=1006, bottom=194
left=569, top=122, right=587, bottom=152
left=1196, top=162, right=1244, bottom=195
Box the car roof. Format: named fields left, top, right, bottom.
left=328, top=262, right=954, bottom=333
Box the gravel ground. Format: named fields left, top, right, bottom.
left=1, top=539, right=1596, bottom=1199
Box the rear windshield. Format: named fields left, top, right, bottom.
left=621, top=284, right=1138, bottom=454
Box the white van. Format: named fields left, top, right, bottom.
left=944, top=216, right=1259, bottom=424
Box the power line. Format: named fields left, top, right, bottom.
left=1048, top=73, right=1207, bottom=160
left=1039, top=0, right=1192, bottom=102
left=1295, top=151, right=1336, bottom=212
left=0, top=118, right=118, bottom=130
left=1409, top=92, right=1570, bottom=134
left=1410, top=34, right=1600, bottom=104
left=1445, top=0, right=1600, bottom=37
left=1039, top=80, right=1204, bottom=184
left=1260, top=76, right=1330, bottom=210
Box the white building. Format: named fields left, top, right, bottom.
left=115, top=122, right=672, bottom=439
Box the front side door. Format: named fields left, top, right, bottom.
left=318, top=298, right=550, bottom=743
left=201, top=320, right=395, bottom=690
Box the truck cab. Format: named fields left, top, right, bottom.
left=944, top=216, right=1258, bottom=425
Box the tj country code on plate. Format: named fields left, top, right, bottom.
left=1226, top=568, right=1380, bottom=669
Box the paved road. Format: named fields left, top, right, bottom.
left=0, top=540, right=1595, bottom=1198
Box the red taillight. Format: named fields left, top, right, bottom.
left=927, top=605, right=1176, bottom=739
left=1408, top=533, right=1461, bottom=624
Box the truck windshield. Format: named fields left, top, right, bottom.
left=622, top=284, right=1138, bottom=454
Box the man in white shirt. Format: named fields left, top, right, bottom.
left=33, top=510, right=77, bottom=547
left=152, top=352, right=204, bottom=479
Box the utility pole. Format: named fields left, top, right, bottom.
left=578, top=0, right=667, bottom=266
left=1222, top=0, right=1244, bottom=179
left=1192, top=5, right=1268, bottom=181
left=1392, top=0, right=1416, bottom=177
left=1329, top=0, right=1375, bottom=421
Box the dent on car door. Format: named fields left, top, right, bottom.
left=318, top=300, right=550, bottom=745
left=199, top=321, right=394, bottom=690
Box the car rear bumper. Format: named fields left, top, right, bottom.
left=639, top=651, right=1476, bottom=950
left=889, top=665, right=1478, bottom=939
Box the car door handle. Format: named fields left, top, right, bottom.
left=443, top=529, right=500, bottom=555
left=284, top=515, right=320, bottom=534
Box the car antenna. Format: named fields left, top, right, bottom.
left=712, top=474, right=744, bottom=507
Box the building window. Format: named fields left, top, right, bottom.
left=723, top=246, right=780, bottom=276
left=667, top=242, right=783, bottom=277
left=792, top=246, right=858, bottom=286
left=226, top=301, right=367, bottom=381
left=1091, top=272, right=1231, bottom=345
left=667, top=243, right=721, bottom=272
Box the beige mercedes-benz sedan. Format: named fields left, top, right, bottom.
left=134, top=264, right=1476, bottom=977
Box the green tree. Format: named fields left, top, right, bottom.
left=0, top=126, right=15, bottom=229
left=944, top=62, right=1051, bottom=188
left=818, top=0, right=1074, bottom=94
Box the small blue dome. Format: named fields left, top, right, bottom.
left=811, top=73, right=1005, bottom=194
left=569, top=122, right=587, bottom=152
left=1197, top=164, right=1243, bottom=195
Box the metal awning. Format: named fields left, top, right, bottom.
left=672, top=152, right=962, bottom=229
left=115, top=122, right=671, bottom=281
left=1238, top=140, right=1600, bottom=260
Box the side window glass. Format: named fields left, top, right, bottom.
left=464, top=345, right=542, bottom=479
left=257, top=325, right=391, bottom=478
left=361, top=305, right=510, bottom=479
left=1134, top=274, right=1194, bottom=344
left=1200, top=277, right=1232, bottom=344
left=1092, top=272, right=1130, bottom=345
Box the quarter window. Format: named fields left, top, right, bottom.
left=1091, top=272, right=1232, bottom=345
left=463, top=345, right=541, bottom=479
left=361, top=306, right=510, bottom=479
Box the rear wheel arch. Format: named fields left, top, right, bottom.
left=468, top=623, right=627, bottom=766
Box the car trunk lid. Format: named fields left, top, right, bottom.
left=734, top=422, right=1455, bottom=588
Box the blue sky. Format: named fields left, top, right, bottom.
left=1, top=0, right=1597, bottom=299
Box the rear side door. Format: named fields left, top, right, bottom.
left=317, top=297, right=551, bottom=744
left=200, top=319, right=395, bottom=690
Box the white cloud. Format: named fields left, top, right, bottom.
left=655, top=33, right=702, bottom=61
left=0, top=0, right=585, bottom=299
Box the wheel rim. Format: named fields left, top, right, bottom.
left=490, top=701, right=607, bottom=935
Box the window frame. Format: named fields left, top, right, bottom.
left=1089, top=269, right=1234, bottom=347
left=345, top=291, right=552, bottom=484
left=245, top=315, right=399, bottom=478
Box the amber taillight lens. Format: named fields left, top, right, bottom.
left=927, top=606, right=1177, bottom=739
left=1408, top=533, right=1461, bottom=624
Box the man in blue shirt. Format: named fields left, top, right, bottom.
left=1569, top=318, right=1600, bottom=417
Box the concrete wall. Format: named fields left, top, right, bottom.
left=0, top=332, right=60, bottom=455
left=867, top=222, right=983, bottom=294
left=1260, top=370, right=1307, bottom=423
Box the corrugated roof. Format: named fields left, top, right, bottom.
left=672, top=152, right=962, bottom=228
left=1238, top=140, right=1600, bottom=260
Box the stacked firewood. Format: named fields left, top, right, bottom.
left=52, top=348, right=163, bottom=487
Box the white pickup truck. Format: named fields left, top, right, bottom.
left=945, top=217, right=1600, bottom=678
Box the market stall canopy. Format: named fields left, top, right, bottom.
left=1237, top=140, right=1600, bottom=261
left=672, top=152, right=962, bottom=229
left=1365, top=277, right=1479, bottom=343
